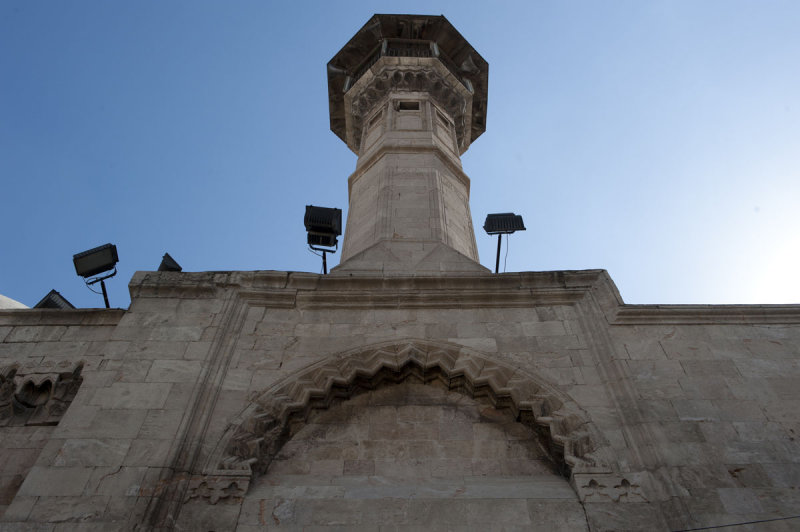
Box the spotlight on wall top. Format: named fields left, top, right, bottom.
left=304, top=205, right=342, bottom=274
left=73, top=243, right=119, bottom=308
left=483, top=213, right=525, bottom=274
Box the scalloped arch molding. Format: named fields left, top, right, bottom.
left=208, top=339, right=610, bottom=492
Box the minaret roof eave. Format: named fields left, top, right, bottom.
left=327, top=14, right=488, bottom=148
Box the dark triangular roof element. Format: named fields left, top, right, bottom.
left=158, top=253, right=183, bottom=272
left=33, top=289, right=75, bottom=309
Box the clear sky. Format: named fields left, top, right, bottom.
left=2, top=1, right=799, bottom=309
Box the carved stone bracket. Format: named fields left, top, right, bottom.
left=208, top=339, right=612, bottom=496
left=0, top=360, right=84, bottom=427
left=185, top=473, right=251, bottom=505
left=573, top=473, right=649, bottom=503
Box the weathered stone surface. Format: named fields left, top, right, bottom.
left=1, top=13, right=800, bottom=532
left=17, top=467, right=92, bottom=497
left=52, top=439, right=130, bottom=467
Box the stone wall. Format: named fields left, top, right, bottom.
left=0, top=269, right=798, bottom=530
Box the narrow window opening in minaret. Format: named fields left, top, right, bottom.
left=398, top=101, right=420, bottom=111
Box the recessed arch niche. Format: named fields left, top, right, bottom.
left=208, top=339, right=608, bottom=488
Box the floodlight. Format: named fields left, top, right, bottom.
left=483, top=213, right=526, bottom=273
left=483, top=213, right=525, bottom=235
left=158, top=252, right=182, bottom=272
left=72, top=243, right=119, bottom=308
left=73, top=243, right=118, bottom=278
left=304, top=205, right=342, bottom=274
left=304, top=205, right=342, bottom=238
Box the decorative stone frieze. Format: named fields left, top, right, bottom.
left=0, top=360, right=83, bottom=427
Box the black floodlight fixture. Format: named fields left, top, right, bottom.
left=72, top=243, right=119, bottom=308
left=158, top=252, right=182, bottom=272
left=73, top=243, right=118, bottom=278
left=304, top=205, right=342, bottom=274
left=483, top=213, right=526, bottom=273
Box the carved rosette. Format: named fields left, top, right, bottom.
left=208, top=340, right=611, bottom=498
left=346, top=62, right=472, bottom=153
left=0, top=360, right=84, bottom=427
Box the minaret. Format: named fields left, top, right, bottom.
left=327, top=14, right=489, bottom=274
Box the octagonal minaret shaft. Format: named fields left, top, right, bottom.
left=328, top=15, right=489, bottom=273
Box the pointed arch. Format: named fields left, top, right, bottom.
left=206, top=339, right=610, bottom=488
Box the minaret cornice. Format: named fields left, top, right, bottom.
left=344, top=58, right=474, bottom=154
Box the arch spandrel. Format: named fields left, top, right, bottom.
left=197, top=339, right=614, bottom=505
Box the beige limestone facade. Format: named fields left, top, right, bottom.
left=2, top=13, right=800, bottom=532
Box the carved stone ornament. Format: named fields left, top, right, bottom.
left=0, top=360, right=84, bottom=427
left=208, top=339, right=611, bottom=496
left=573, top=473, right=648, bottom=503
left=185, top=474, right=250, bottom=505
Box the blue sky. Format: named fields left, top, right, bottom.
left=2, top=1, right=799, bottom=309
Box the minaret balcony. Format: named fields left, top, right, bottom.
left=347, top=38, right=474, bottom=95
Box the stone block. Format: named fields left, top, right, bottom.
left=681, top=359, right=741, bottom=378
left=717, top=487, right=764, bottom=514
left=174, top=498, right=242, bottom=530
left=53, top=439, right=130, bottom=467
left=762, top=462, right=800, bottom=487
left=0, top=495, right=36, bottom=522
left=672, top=399, right=720, bottom=422
left=714, top=400, right=766, bottom=422
left=584, top=501, right=668, bottom=531
left=522, top=321, right=566, bottom=337
left=86, top=409, right=147, bottom=439
left=6, top=326, right=67, bottom=343
left=89, top=382, right=172, bottom=409
left=60, top=326, right=114, bottom=342
left=526, top=500, right=589, bottom=531
left=661, top=341, right=712, bottom=360
left=161, top=382, right=195, bottom=412
left=678, top=375, right=733, bottom=399
left=566, top=385, right=612, bottom=408
left=448, top=337, right=497, bottom=352
left=0, top=448, right=41, bottom=475
left=763, top=400, right=800, bottom=423
left=343, top=459, right=375, bottom=476
left=122, top=438, right=173, bottom=466
left=17, top=466, right=92, bottom=496
left=183, top=340, right=212, bottom=360
left=148, top=326, right=204, bottom=341
left=734, top=358, right=798, bottom=378
left=722, top=440, right=779, bottom=465
left=145, top=360, right=201, bottom=383
left=108, top=360, right=151, bottom=383
left=725, top=464, right=772, bottom=488
left=136, top=408, right=185, bottom=439
left=635, top=376, right=684, bottom=400
left=26, top=496, right=109, bottom=525
left=87, top=466, right=147, bottom=497
left=732, top=421, right=789, bottom=442
left=125, top=340, right=187, bottom=360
